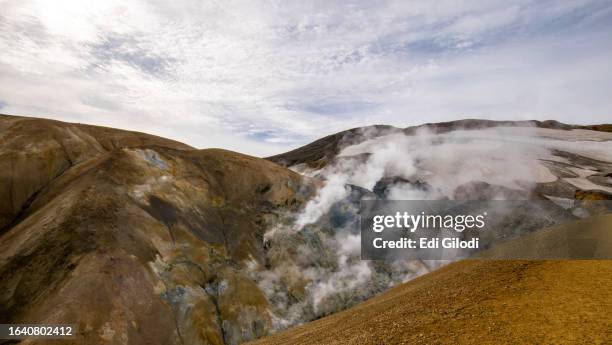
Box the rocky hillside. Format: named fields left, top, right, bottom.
left=0, top=115, right=306, bottom=345
left=1, top=114, right=611, bottom=345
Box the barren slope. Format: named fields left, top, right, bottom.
left=0, top=115, right=306, bottom=345
left=250, top=216, right=612, bottom=345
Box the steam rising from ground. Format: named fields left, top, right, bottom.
left=297, top=127, right=551, bottom=227
left=256, top=126, right=612, bottom=329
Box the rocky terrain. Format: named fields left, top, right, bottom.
left=1, top=114, right=611, bottom=345
left=0, top=115, right=306, bottom=345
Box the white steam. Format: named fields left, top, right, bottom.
left=256, top=125, right=612, bottom=329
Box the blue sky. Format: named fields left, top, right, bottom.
left=1, top=0, right=612, bottom=156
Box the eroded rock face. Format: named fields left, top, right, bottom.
left=0, top=115, right=305, bottom=345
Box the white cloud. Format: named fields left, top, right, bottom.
left=1, top=0, right=611, bottom=156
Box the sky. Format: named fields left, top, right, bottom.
left=1, top=0, right=611, bottom=156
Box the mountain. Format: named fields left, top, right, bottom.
left=0, top=115, right=306, bottom=345
left=267, top=119, right=612, bottom=169
left=1, top=114, right=611, bottom=345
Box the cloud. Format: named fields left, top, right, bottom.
left=1, top=0, right=611, bottom=156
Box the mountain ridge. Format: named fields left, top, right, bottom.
left=267, top=119, right=612, bottom=169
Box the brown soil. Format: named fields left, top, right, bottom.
left=0, top=114, right=306, bottom=345
left=250, top=259, right=612, bottom=345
